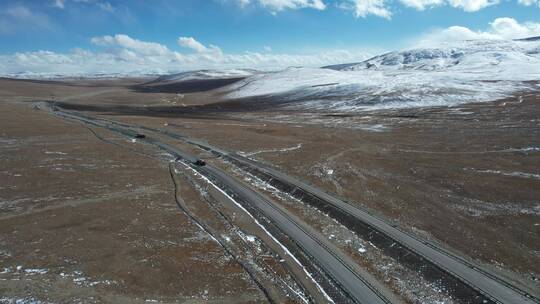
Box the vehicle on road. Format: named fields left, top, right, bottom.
left=194, top=159, right=206, bottom=166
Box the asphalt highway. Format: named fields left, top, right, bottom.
left=49, top=104, right=391, bottom=304
left=199, top=165, right=391, bottom=304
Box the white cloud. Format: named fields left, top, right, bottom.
left=178, top=37, right=224, bottom=58
left=398, top=0, right=444, bottom=10
left=490, top=17, right=540, bottom=38
left=0, top=34, right=373, bottom=77
left=236, top=0, right=326, bottom=11
left=417, top=17, right=540, bottom=46
left=91, top=34, right=170, bottom=56
left=339, top=0, right=392, bottom=18
left=178, top=37, right=210, bottom=53
left=446, top=0, right=498, bottom=11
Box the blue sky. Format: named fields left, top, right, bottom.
left=0, top=0, right=539, bottom=75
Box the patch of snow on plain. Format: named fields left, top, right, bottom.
left=23, top=268, right=48, bottom=275
left=239, top=143, right=302, bottom=157
left=0, top=297, right=50, bottom=304
left=451, top=197, right=540, bottom=217
left=245, top=235, right=257, bottom=242
left=227, top=39, right=540, bottom=111
left=0, top=266, right=48, bottom=276
left=517, top=146, right=540, bottom=153
left=44, top=151, right=67, bottom=155
left=464, top=168, right=540, bottom=180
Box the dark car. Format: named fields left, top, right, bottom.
left=194, top=159, right=206, bottom=166
left=134, top=133, right=146, bottom=139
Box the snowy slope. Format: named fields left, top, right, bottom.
left=227, top=39, right=540, bottom=111
left=154, top=69, right=257, bottom=83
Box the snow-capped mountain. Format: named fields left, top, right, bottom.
left=226, top=39, right=540, bottom=111
left=325, top=39, right=540, bottom=72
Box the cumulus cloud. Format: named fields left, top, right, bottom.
left=91, top=34, right=170, bottom=56
left=446, top=0, right=498, bottom=11
left=236, top=0, right=326, bottom=11
left=489, top=17, right=540, bottom=39
left=178, top=37, right=210, bottom=53
left=343, top=0, right=392, bottom=18
left=417, top=17, right=540, bottom=46
left=0, top=34, right=372, bottom=77
left=178, top=37, right=224, bottom=58
left=398, top=0, right=444, bottom=10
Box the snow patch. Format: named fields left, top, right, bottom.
left=23, top=268, right=48, bottom=275
left=464, top=167, right=540, bottom=180
left=239, top=143, right=302, bottom=157
left=44, top=151, right=67, bottom=155
left=0, top=297, right=50, bottom=304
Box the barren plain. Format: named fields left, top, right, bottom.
left=0, top=77, right=539, bottom=303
